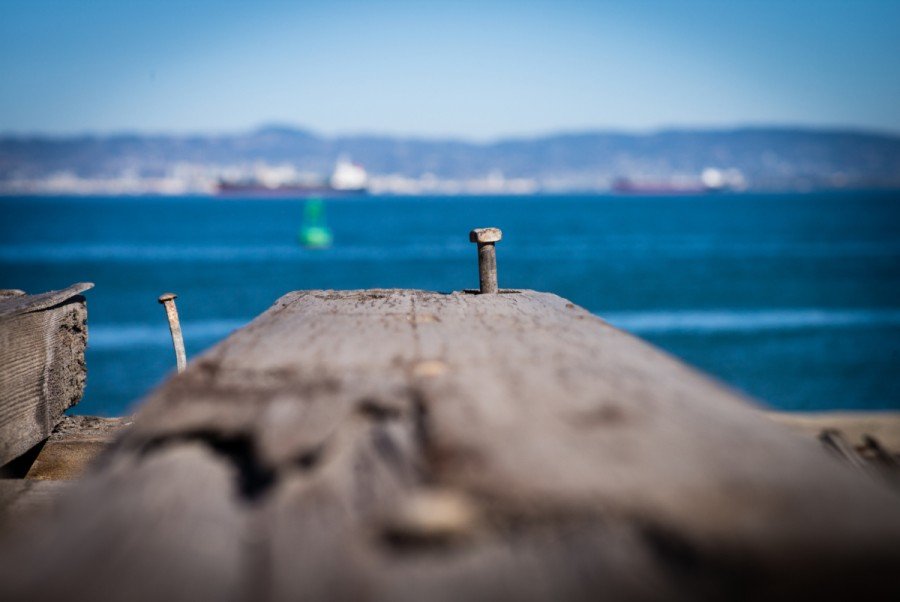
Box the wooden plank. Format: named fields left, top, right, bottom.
left=25, top=416, right=132, bottom=480
left=1, top=289, right=899, bottom=600
left=0, top=283, right=92, bottom=466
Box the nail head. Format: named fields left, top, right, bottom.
left=469, top=227, right=502, bottom=244
left=158, top=292, right=177, bottom=303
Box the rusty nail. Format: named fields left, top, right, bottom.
left=469, top=227, right=502, bottom=294
left=158, top=292, right=186, bottom=373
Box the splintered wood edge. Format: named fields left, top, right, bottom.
left=0, top=282, right=94, bottom=319
left=766, top=411, right=900, bottom=450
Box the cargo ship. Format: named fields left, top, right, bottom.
left=216, top=158, right=368, bottom=197
left=612, top=178, right=710, bottom=195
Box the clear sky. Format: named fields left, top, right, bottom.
left=1, top=0, right=899, bottom=139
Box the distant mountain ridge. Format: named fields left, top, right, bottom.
left=1, top=126, right=899, bottom=194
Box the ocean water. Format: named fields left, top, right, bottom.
left=1, top=192, right=899, bottom=415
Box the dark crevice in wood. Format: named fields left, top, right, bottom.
left=409, top=389, right=433, bottom=482
left=294, top=445, right=323, bottom=470
left=357, top=398, right=402, bottom=421
left=862, top=435, right=899, bottom=467
left=139, top=431, right=275, bottom=502
left=816, top=429, right=897, bottom=488
left=314, top=291, right=391, bottom=301
left=638, top=522, right=764, bottom=600
left=379, top=527, right=464, bottom=553
left=197, top=434, right=275, bottom=501
left=369, top=426, right=406, bottom=472
left=639, top=523, right=703, bottom=575
left=0, top=439, right=47, bottom=478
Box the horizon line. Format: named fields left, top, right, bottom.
left=2, top=122, right=899, bottom=143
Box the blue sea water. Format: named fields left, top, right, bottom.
left=1, top=192, right=899, bottom=415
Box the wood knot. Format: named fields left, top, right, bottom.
left=381, top=489, right=479, bottom=549
left=412, top=360, right=449, bottom=378
left=569, top=405, right=626, bottom=428
left=410, top=313, right=440, bottom=324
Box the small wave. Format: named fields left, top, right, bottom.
left=2, top=239, right=899, bottom=264
left=86, top=308, right=900, bottom=350
left=88, top=319, right=248, bottom=350
left=602, top=308, right=900, bottom=334
left=0, top=242, right=472, bottom=263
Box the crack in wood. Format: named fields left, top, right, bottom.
left=138, top=432, right=276, bottom=502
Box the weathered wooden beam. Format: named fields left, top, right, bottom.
left=1, top=289, right=899, bottom=601
left=0, top=283, right=92, bottom=466
left=24, top=416, right=132, bottom=480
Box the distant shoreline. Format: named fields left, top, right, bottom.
left=3, top=189, right=900, bottom=199
left=2, top=126, right=898, bottom=195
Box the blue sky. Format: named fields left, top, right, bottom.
left=1, top=0, right=898, bottom=139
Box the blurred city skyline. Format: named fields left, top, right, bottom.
left=2, top=0, right=899, bottom=139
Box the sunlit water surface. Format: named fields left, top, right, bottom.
left=2, top=192, right=898, bottom=414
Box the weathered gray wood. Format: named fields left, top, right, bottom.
left=1, top=445, right=246, bottom=602
left=0, top=282, right=93, bottom=319
left=1, top=289, right=899, bottom=601
left=0, top=283, right=92, bottom=466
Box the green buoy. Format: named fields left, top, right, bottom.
left=298, top=197, right=333, bottom=249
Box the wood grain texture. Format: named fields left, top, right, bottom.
left=0, top=284, right=91, bottom=465
left=1, top=289, right=899, bottom=601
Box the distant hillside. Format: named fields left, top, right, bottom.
left=1, top=126, right=899, bottom=194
